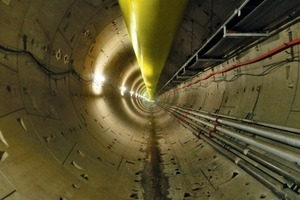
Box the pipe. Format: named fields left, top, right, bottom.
left=166, top=106, right=300, bottom=165
left=202, top=125, right=300, bottom=186
left=165, top=105, right=300, bottom=185
left=171, top=106, right=300, bottom=148
left=202, top=111, right=300, bottom=134
left=184, top=107, right=300, bottom=134
left=168, top=110, right=299, bottom=200
left=119, top=0, right=189, bottom=99
left=185, top=107, right=300, bottom=134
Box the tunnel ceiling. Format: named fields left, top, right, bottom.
left=69, top=0, right=299, bottom=98
left=1, top=0, right=299, bottom=98
left=86, top=0, right=300, bottom=97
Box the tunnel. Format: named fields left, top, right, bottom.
left=0, top=0, right=300, bottom=199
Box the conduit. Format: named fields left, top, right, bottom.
left=172, top=106, right=300, bottom=148
left=165, top=108, right=300, bottom=183
left=163, top=105, right=300, bottom=165
left=195, top=110, right=300, bottom=134
left=0, top=44, right=88, bottom=82
left=166, top=109, right=300, bottom=200
left=173, top=38, right=300, bottom=91
left=170, top=109, right=300, bottom=186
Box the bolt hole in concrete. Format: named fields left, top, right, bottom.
left=6, top=85, right=11, bottom=92
left=56, top=49, right=61, bottom=60
left=17, top=117, right=27, bottom=131
left=0, top=130, right=9, bottom=147
left=80, top=173, right=89, bottom=181
left=64, top=55, right=69, bottom=64
left=260, top=194, right=267, bottom=199
left=0, top=151, right=8, bottom=162
left=130, top=193, right=138, bottom=199
left=231, top=171, right=239, bottom=179
left=184, top=192, right=191, bottom=197
left=72, top=183, right=80, bottom=189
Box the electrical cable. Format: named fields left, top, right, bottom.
left=186, top=59, right=294, bottom=90
left=213, top=59, right=292, bottom=83
left=0, top=44, right=93, bottom=83
left=173, top=38, right=300, bottom=92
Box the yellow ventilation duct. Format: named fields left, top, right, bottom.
left=118, top=0, right=189, bottom=99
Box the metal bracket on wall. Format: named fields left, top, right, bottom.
left=176, top=75, right=191, bottom=80
left=223, top=26, right=269, bottom=38
left=171, top=80, right=183, bottom=84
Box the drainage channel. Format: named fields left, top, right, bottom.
left=141, top=114, right=170, bottom=200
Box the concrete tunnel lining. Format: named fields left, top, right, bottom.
left=0, top=0, right=300, bottom=199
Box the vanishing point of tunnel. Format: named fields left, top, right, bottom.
left=0, top=0, right=300, bottom=199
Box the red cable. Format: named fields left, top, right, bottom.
left=174, top=38, right=300, bottom=91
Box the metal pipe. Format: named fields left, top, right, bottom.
left=218, top=119, right=300, bottom=147
left=168, top=110, right=299, bottom=200
left=206, top=111, right=300, bottom=134
left=171, top=106, right=300, bottom=148
left=166, top=107, right=300, bottom=185
left=166, top=106, right=300, bottom=165
left=185, top=107, right=300, bottom=134
left=208, top=128, right=300, bottom=186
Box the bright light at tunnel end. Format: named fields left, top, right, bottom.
left=130, top=90, right=134, bottom=96
left=119, top=85, right=155, bottom=103
left=138, top=92, right=155, bottom=103
left=144, top=98, right=155, bottom=103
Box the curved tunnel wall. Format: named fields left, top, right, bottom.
left=160, top=23, right=300, bottom=126
left=0, top=1, right=299, bottom=200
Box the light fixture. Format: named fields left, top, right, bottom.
left=94, top=74, right=105, bottom=84
left=92, top=74, right=105, bottom=95
left=120, top=86, right=126, bottom=96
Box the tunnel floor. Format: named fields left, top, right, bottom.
left=141, top=114, right=170, bottom=200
